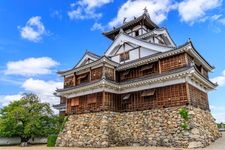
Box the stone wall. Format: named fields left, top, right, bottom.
left=56, top=106, right=221, bottom=148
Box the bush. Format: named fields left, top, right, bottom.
left=179, top=107, right=189, bottom=130
left=179, top=107, right=189, bottom=120
left=47, top=135, right=57, bottom=147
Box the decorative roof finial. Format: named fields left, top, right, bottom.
left=143, top=6, right=148, bottom=14
left=188, top=38, right=191, bottom=42
left=143, top=7, right=150, bottom=18
left=123, top=17, right=127, bottom=24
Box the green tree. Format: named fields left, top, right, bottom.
left=0, top=93, right=63, bottom=144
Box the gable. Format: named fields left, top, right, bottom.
left=105, top=33, right=173, bottom=62
left=109, top=42, right=136, bottom=56
left=75, top=51, right=100, bottom=68
left=138, top=28, right=176, bottom=48
left=104, top=33, right=175, bottom=64
left=152, top=28, right=176, bottom=47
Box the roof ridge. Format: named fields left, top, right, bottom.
left=85, top=50, right=101, bottom=58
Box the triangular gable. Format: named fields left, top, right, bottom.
left=105, top=33, right=173, bottom=57
left=75, top=51, right=100, bottom=68
left=110, top=42, right=137, bottom=56
left=152, top=28, right=176, bottom=47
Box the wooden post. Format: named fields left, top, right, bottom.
left=200, top=66, right=203, bottom=74
left=103, top=91, right=106, bottom=110
left=185, top=81, right=190, bottom=105
left=63, top=76, right=65, bottom=88
left=184, top=53, right=189, bottom=66
left=138, top=47, right=141, bottom=59
left=158, top=59, right=162, bottom=74
left=74, top=72, right=76, bottom=86
left=114, top=67, right=116, bottom=81
left=103, top=63, right=106, bottom=78
left=89, top=67, right=92, bottom=81
left=65, top=97, right=67, bottom=114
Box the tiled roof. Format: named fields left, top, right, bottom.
left=103, top=13, right=158, bottom=40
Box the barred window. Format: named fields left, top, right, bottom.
left=120, top=51, right=129, bottom=62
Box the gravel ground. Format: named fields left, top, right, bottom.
left=0, top=133, right=224, bottom=150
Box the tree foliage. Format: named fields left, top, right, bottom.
left=0, top=93, right=64, bottom=142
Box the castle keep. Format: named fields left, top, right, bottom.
left=54, top=11, right=221, bottom=148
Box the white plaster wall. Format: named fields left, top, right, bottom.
left=140, top=47, right=157, bottom=57
left=155, top=38, right=159, bottom=44
left=111, top=47, right=157, bottom=63
left=117, top=44, right=133, bottom=54
left=0, top=137, right=21, bottom=145
left=0, top=137, right=47, bottom=145
left=125, top=49, right=139, bottom=62
left=28, top=137, right=47, bottom=144
left=111, top=55, right=120, bottom=63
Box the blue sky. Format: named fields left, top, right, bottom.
left=0, top=0, right=225, bottom=122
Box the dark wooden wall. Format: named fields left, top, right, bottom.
left=116, top=83, right=188, bottom=112
left=63, top=52, right=209, bottom=88
left=65, top=83, right=190, bottom=114
left=188, top=84, right=209, bottom=110
left=161, top=53, right=186, bottom=73
left=64, top=76, right=75, bottom=88
left=117, top=61, right=159, bottom=82
left=91, top=67, right=103, bottom=81
left=67, top=93, right=103, bottom=114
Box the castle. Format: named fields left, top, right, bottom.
left=54, top=11, right=221, bottom=148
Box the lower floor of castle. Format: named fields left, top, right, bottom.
left=63, top=83, right=209, bottom=115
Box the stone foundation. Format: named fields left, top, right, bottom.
left=56, top=106, right=221, bottom=148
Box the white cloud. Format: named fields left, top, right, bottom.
left=218, top=18, right=225, bottom=25
left=22, top=78, right=62, bottom=96
left=108, top=0, right=176, bottom=28
left=210, top=14, right=222, bottom=21
left=68, top=0, right=113, bottom=20
left=211, top=70, right=225, bottom=87
left=91, top=22, right=105, bottom=31
left=210, top=105, right=225, bottom=123
left=51, top=10, right=63, bottom=20
left=0, top=94, right=22, bottom=107
left=78, top=0, right=113, bottom=9
left=178, top=0, right=222, bottom=24
left=0, top=78, right=63, bottom=113
left=4, top=57, right=59, bottom=76
left=22, top=78, right=63, bottom=111
left=18, top=16, right=46, bottom=42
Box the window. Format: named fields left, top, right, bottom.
left=141, top=64, right=155, bottom=76
left=87, top=94, right=97, bottom=104
left=77, top=73, right=89, bottom=84
left=135, top=30, right=139, bottom=36
left=71, top=98, right=79, bottom=106
left=91, top=67, right=102, bottom=81
left=105, top=67, right=114, bottom=80
left=64, top=76, right=74, bottom=88
left=141, top=89, right=156, bottom=102
left=120, top=51, right=129, bottom=62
